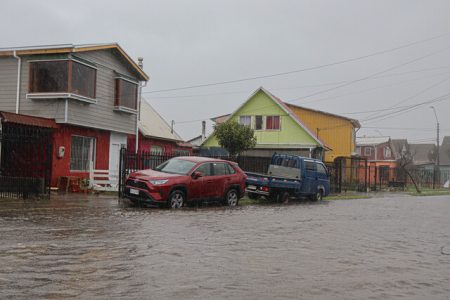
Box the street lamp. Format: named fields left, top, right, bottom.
left=430, top=106, right=440, bottom=189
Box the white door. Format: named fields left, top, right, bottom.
left=109, top=132, right=127, bottom=171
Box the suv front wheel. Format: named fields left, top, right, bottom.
left=168, top=190, right=185, bottom=209
left=225, top=189, right=239, bottom=207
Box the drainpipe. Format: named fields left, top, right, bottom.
left=13, top=51, right=21, bottom=114
left=135, top=57, right=147, bottom=154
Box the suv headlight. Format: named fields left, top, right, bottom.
left=150, top=179, right=169, bottom=185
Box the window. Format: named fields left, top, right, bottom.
left=364, top=147, right=372, bottom=156
left=115, top=78, right=138, bottom=111
left=238, top=116, right=251, bottom=127
left=195, top=163, right=212, bottom=176
left=255, top=115, right=263, bottom=130
left=150, top=146, right=164, bottom=155
left=29, top=60, right=96, bottom=99
left=384, top=147, right=392, bottom=158
left=266, top=116, right=280, bottom=130
left=356, top=147, right=361, bottom=155
left=29, top=61, right=68, bottom=93
left=70, top=136, right=96, bottom=171
left=305, top=161, right=316, bottom=172
left=71, top=61, right=96, bottom=98
left=174, top=149, right=190, bottom=156
left=226, top=163, right=236, bottom=174
left=316, top=163, right=327, bottom=175
left=213, top=163, right=229, bottom=176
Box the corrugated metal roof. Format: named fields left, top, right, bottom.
left=356, top=136, right=390, bottom=145
left=0, top=111, right=58, bottom=128
left=139, top=101, right=183, bottom=142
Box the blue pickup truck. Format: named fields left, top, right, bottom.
left=245, top=153, right=330, bottom=201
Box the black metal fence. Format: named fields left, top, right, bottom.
left=118, top=149, right=272, bottom=196
left=118, top=149, right=447, bottom=195
left=0, top=123, right=53, bottom=199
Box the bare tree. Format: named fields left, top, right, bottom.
left=397, top=150, right=421, bottom=193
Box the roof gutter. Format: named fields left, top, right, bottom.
left=13, top=50, right=21, bottom=114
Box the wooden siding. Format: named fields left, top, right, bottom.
left=9, top=49, right=140, bottom=133
left=0, top=57, right=21, bottom=112
left=287, top=105, right=356, bottom=162
left=67, top=50, right=138, bottom=134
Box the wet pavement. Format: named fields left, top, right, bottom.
left=0, top=194, right=450, bottom=299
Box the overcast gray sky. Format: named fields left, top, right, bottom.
left=1, top=0, right=449, bottom=143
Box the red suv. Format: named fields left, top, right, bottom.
left=123, top=156, right=247, bottom=208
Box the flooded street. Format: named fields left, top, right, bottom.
left=1, top=194, right=449, bottom=299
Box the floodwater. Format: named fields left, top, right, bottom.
left=1, top=194, right=450, bottom=299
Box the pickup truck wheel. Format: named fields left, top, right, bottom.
left=248, top=192, right=259, bottom=200
left=313, top=190, right=323, bottom=201
left=280, top=192, right=290, bottom=204
left=226, top=189, right=239, bottom=207
left=168, top=190, right=184, bottom=209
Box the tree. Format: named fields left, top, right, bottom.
left=214, top=120, right=257, bottom=156
left=397, top=150, right=421, bottom=193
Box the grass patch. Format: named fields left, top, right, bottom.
left=326, top=194, right=371, bottom=200
left=408, top=188, right=450, bottom=196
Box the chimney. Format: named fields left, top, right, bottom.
left=202, top=121, right=206, bottom=140
left=138, top=57, right=144, bottom=69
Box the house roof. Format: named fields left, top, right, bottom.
left=285, top=103, right=361, bottom=128
left=139, top=100, right=184, bottom=143
left=439, top=136, right=450, bottom=166
left=356, top=136, right=390, bottom=146
left=0, top=111, right=58, bottom=128
left=390, top=139, right=409, bottom=159
left=409, top=143, right=435, bottom=165
left=0, top=43, right=149, bottom=81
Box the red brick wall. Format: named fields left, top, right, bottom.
left=51, top=125, right=110, bottom=187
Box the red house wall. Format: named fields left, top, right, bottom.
left=51, top=124, right=110, bottom=187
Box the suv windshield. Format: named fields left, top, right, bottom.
left=155, top=158, right=196, bottom=175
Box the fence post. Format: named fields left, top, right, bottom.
left=89, top=160, right=94, bottom=189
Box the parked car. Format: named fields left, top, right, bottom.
left=123, top=156, right=247, bottom=208
left=245, top=153, right=330, bottom=201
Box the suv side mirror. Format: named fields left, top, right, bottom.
left=192, top=171, right=203, bottom=179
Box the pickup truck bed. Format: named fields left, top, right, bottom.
left=244, top=154, right=330, bottom=201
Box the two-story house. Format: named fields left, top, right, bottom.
left=356, top=136, right=398, bottom=184
left=0, top=43, right=149, bottom=186
left=202, top=87, right=327, bottom=158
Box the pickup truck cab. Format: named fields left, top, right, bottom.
left=245, top=153, right=330, bottom=201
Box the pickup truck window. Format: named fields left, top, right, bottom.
left=317, top=163, right=327, bottom=175
left=305, top=161, right=316, bottom=172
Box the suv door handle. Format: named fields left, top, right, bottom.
left=207, top=180, right=213, bottom=184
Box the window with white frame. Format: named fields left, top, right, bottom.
left=151, top=145, right=164, bottom=155
left=384, top=147, right=392, bottom=158
left=238, top=115, right=251, bottom=127
left=364, top=147, right=372, bottom=156
left=70, top=136, right=96, bottom=171
left=255, top=115, right=263, bottom=130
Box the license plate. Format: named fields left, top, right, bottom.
left=247, top=185, right=257, bottom=190
left=129, top=188, right=139, bottom=195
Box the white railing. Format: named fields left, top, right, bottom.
left=89, top=162, right=119, bottom=191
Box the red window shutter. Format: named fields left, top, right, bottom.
left=267, top=116, right=273, bottom=129
left=273, top=116, right=280, bottom=129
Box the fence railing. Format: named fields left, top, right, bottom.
left=118, top=149, right=448, bottom=195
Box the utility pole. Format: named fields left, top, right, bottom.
left=430, top=106, right=440, bottom=189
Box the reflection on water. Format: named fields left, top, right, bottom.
left=1, top=194, right=449, bottom=299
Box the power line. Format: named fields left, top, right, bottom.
left=145, top=32, right=450, bottom=94
left=290, top=46, right=450, bottom=103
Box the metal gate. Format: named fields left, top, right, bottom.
left=0, top=121, right=53, bottom=198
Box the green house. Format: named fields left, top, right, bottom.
left=202, top=87, right=326, bottom=158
